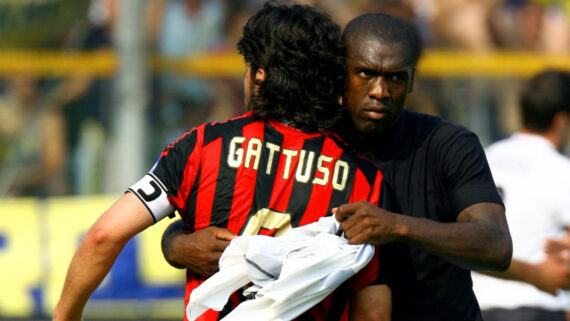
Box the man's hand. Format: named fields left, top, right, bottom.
left=532, top=253, right=570, bottom=295
left=162, top=220, right=235, bottom=278
left=334, top=201, right=401, bottom=245
left=545, top=230, right=570, bottom=256
left=538, top=231, right=570, bottom=293
left=484, top=229, right=570, bottom=296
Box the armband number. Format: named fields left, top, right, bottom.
left=138, top=180, right=162, bottom=202
left=128, top=173, right=174, bottom=223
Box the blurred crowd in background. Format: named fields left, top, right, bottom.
left=0, top=0, right=568, bottom=198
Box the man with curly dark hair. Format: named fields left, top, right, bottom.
left=54, top=3, right=390, bottom=321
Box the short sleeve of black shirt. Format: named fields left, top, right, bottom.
left=431, top=121, right=503, bottom=216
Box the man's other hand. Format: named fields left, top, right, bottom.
left=162, top=220, right=235, bottom=277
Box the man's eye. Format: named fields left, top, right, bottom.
left=388, top=73, right=407, bottom=82
left=358, top=70, right=372, bottom=78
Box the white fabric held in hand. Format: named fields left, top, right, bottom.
left=187, top=216, right=375, bottom=321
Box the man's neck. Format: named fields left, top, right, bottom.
left=274, top=115, right=312, bottom=133
left=520, top=128, right=560, bottom=150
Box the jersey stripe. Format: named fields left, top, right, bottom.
left=299, top=136, right=343, bottom=226
left=324, top=282, right=350, bottom=321
left=327, top=133, right=379, bottom=188
left=287, top=136, right=325, bottom=226
left=349, top=168, right=372, bottom=203
left=269, top=132, right=305, bottom=212
left=167, top=126, right=203, bottom=213
left=250, top=123, right=282, bottom=212
left=184, top=270, right=216, bottom=321
left=369, top=170, right=383, bottom=205
left=297, top=311, right=317, bottom=321
left=227, top=121, right=264, bottom=234
left=329, top=138, right=358, bottom=213
left=185, top=165, right=201, bottom=230
left=194, top=137, right=222, bottom=230
left=210, top=135, right=237, bottom=229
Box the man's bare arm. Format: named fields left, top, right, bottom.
left=54, top=193, right=154, bottom=321
left=482, top=231, right=570, bottom=295
left=482, top=256, right=570, bottom=295
left=352, top=284, right=391, bottom=321
left=335, top=201, right=512, bottom=271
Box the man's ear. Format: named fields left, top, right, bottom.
left=255, top=68, right=266, bottom=84
left=408, top=67, right=416, bottom=93
left=552, top=111, right=569, bottom=133
left=551, top=111, right=569, bottom=150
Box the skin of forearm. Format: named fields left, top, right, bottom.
left=161, top=220, right=190, bottom=269
left=54, top=230, right=128, bottom=320
left=336, top=201, right=511, bottom=271
left=481, top=259, right=535, bottom=282
left=480, top=258, right=568, bottom=295
left=55, top=194, right=151, bottom=321
left=393, top=213, right=512, bottom=271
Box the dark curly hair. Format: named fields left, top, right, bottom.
left=237, top=1, right=345, bottom=131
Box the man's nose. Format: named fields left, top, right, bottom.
left=369, top=76, right=390, bottom=100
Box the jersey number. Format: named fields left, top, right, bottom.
left=242, top=208, right=292, bottom=237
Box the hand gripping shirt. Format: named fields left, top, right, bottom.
left=187, top=216, right=376, bottom=321
left=128, top=111, right=387, bottom=321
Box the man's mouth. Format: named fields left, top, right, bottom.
left=362, top=106, right=389, bottom=120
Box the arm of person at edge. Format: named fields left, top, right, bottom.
left=162, top=220, right=393, bottom=321
left=334, top=201, right=512, bottom=271
left=481, top=230, right=570, bottom=295
left=53, top=192, right=154, bottom=321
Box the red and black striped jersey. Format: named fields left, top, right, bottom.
left=147, top=112, right=386, bottom=321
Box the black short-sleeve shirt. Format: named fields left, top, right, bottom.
left=340, top=110, right=503, bottom=321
